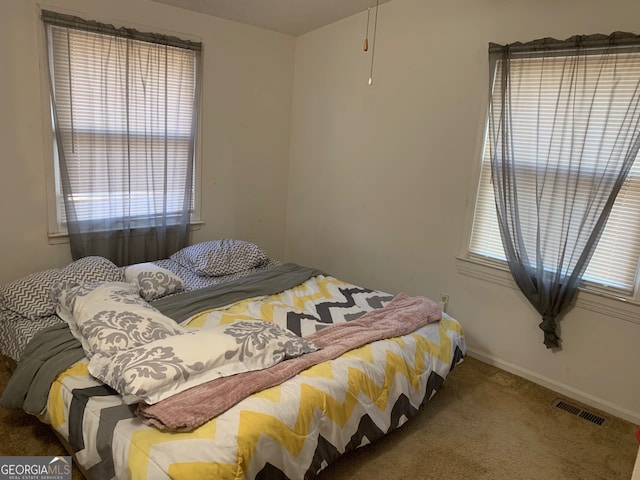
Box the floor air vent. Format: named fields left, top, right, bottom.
left=553, top=399, right=605, bottom=426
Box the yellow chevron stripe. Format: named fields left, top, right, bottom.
left=185, top=277, right=350, bottom=328
left=235, top=388, right=327, bottom=465
left=341, top=342, right=375, bottom=363
left=298, top=360, right=335, bottom=379
left=184, top=276, right=379, bottom=330
left=289, top=277, right=347, bottom=312
left=128, top=420, right=217, bottom=480
left=297, top=343, right=375, bottom=379
left=263, top=276, right=347, bottom=313
left=253, top=385, right=282, bottom=402
left=167, top=461, right=242, bottom=480
left=394, top=336, right=427, bottom=385
left=236, top=333, right=454, bottom=466
left=259, top=301, right=275, bottom=322
left=221, top=298, right=260, bottom=316
left=49, top=362, right=89, bottom=428
left=186, top=297, right=257, bottom=327
left=441, top=315, right=464, bottom=335
left=186, top=309, right=217, bottom=328
left=412, top=317, right=461, bottom=366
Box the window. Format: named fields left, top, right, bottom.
left=469, top=47, right=640, bottom=301
left=43, top=12, right=201, bottom=235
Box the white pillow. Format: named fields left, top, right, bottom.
left=56, top=281, right=184, bottom=358
left=88, top=320, right=319, bottom=404
left=124, top=263, right=184, bottom=301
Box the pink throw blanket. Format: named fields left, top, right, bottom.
left=136, top=293, right=441, bottom=431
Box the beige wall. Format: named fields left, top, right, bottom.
left=0, top=0, right=295, bottom=283
left=286, top=0, right=640, bottom=423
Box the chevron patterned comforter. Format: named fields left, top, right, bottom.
left=42, top=269, right=466, bottom=480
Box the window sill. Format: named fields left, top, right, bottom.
left=456, top=256, right=640, bottom=325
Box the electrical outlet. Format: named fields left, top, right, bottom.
left=439, top=293, right=449, bottom=313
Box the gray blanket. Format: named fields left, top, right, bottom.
left=0, top=323, right=85, bottom=415
left=0, top=263, right=323, bottom=415
left=151, top=263, right=324, bottom=323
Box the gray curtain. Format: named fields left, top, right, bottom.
left=42, top=10, right=201, bottom=266
left=488, top=33, right=640, bottom=348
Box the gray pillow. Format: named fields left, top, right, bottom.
left=61, top=256, right=124, bottom=284
left=170, top=239, right=268, bottom=277
left=0, top=256, right=124, bottom=322
left=0, top=268, right=64, bottom=320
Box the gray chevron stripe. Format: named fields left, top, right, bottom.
left=0, top=268, right=63, bottom=319
left=88, top=403, right=138, bottom=480
left=153, top=257, right=281, bottom=292
left=0, top=257, right=124, bottom=322
left=284, top=288, right=393, bottom=336
left=169, top=239, right=269, bottom=276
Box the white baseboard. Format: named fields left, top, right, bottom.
left=465, top=347, right=640, bottom=426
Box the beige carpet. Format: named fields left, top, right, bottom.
left=1, top=356, right=637, bottom=480
left=319, top=356, right=638, bottom=480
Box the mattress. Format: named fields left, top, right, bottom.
left=39, top=270, right=465, bottom=479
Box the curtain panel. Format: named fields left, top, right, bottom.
left=487, top=32, right=640, bottom=348
left=42, top=10, right=202, bottom=266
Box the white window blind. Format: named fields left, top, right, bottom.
left=470, top=52, right=640, bottom=297
left=45, top=23, right=198, bottom=229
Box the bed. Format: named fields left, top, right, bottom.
left=0, top=239, right=466, bottom=480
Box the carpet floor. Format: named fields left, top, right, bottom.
left=1, top=355, right=637, bottom=479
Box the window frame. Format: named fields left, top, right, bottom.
left=37, top=10, right=203, bottom=241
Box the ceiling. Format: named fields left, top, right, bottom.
left=149, top=0, right=392, bottom=36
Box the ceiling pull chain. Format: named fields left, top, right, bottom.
left=367, top=0, right=380, bottom=85
left=364, top=3, right=371, bottom=51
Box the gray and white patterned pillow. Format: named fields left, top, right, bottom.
left=61, top=256, right=124, bottom=284
left=89, top=320, right=319, bottom=404
left=170, top=239, right=269, bottom=277
left=56, top=281, right=184, bottom=358
left=0, top=257, right=124, bottom=322
left=124, top=263, right=184, bottom=301
left=0, top=268, right=64, bottom=320
left=51, top=256, right=126, bottom=306
left=153, top=257, right=281, bottom=291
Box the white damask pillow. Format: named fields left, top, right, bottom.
left=56, top=281, right=184, bottom=358
left=170, top=239, right=269, bottom=277
left=124, top=263, right=184, bottom=301
left=89, top=320, right=319, bottom=404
